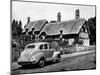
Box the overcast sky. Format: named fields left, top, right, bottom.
left=12, top=1, right=95, bottom=28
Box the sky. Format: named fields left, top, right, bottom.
left=12, top=1, right=95, bottom=28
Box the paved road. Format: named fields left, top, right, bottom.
left=12, top=50, right=96, bottom=74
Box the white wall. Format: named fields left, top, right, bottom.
left=68, top=38, right=74, bottom=45
left=82, top=39, right=90, bottom=46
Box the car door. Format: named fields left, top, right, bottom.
left=43, top=44, right=54, bottom=59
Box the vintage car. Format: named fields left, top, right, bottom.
left=18, top=42, right=61, bottom=67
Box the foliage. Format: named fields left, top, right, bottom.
left=12, top=19, right=23, bottom=37
left=12, top=19, right=23, bottom=62
left=78, top=40, right=83, bottom=45
left=51, top=41, right=58, bottom=48
left=58, top=41, right=68, bottom=47
left=87, top=17, right=96, bottom=45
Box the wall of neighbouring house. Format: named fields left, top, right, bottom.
left=81, top=38, right=90, bottom=46
left=68, top=38, right=75, bottom=45
left=79, top=32, right=90, bottom=46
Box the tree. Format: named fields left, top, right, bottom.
left=12, top=19, right=17, bottom=36
left=19, top=20, right=22, bottom=28
left=12, top=19, right=16, bottom=30
left=12, top=19, right=23, bottom=37
left=87, top=17, right=96, bottom=45
left=17, top=20, right=23, bottom=35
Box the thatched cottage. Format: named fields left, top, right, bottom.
left=23, top=9, right=90, bottom=46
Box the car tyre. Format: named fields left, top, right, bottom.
left=55, top=54, right=61, bottom=63
left=53, top=54, right=61, bottom=63
left=38, top=58, right=45, bottom=67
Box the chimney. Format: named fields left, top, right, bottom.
left=27, top=17, right=30, bottom=24
left=57, top=12, right=61, bottom=22
left=75, top=9, right=80, bottom=19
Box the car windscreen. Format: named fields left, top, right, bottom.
left=26, top=45, right=35, bottom=49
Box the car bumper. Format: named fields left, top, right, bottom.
left=18, top=61, right=36, bottom=65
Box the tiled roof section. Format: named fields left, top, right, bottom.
left=41, top=18, right=86, bottom=35
left=23, top=19, right=48, bottom=32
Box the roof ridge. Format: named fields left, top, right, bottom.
left=30, top=19, right=47, bottom=22
left=46, top=18, right=85, bottom=25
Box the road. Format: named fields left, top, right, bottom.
left=11, top=50, right=96, bottom=75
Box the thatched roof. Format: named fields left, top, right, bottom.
left=23, top=19, right=48, bottom=32
left=40, top=18, right=86, bottom=35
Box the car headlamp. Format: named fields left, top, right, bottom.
left=31, top=57, right=36, bottom=62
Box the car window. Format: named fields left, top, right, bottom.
left=44, top=44, right=48, bottom=49
left=49, top=44, right=52, bottom=49
left=39, top=44, right=43, bottom=50
left=26, top=45, right=35, bottom=49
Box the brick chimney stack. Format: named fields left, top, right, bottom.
left=57, top=12, right=61, bottom=22
left=75, top=9, right=80, bottom=19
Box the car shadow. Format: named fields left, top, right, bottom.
left=17, top=61, right=58, bottom=70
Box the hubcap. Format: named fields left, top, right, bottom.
left=39, top=60, right=45, bottom=67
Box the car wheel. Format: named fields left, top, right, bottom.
left=56, top=55, right=61, bottom=62
left=38, top=58, right=45, bottom=67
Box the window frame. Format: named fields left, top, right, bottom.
left=48, top=44, right=52, bottom=49
left=26, top=44, right=35, bottom=49
left=39, top=44, right=44, bottom=50
left=44, top=44, right=48, bottom=50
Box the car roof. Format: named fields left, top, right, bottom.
left=27, top=42, right=49, bottom=46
